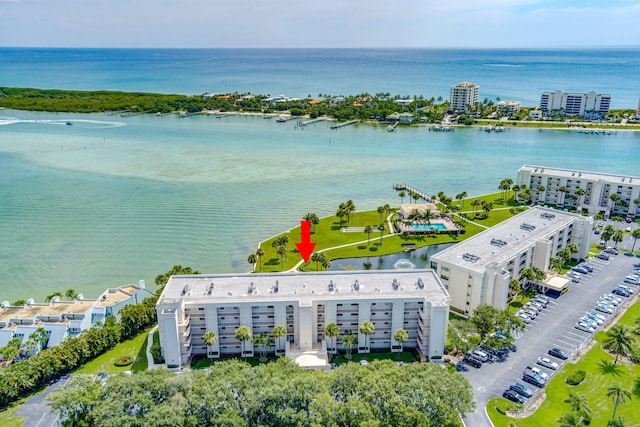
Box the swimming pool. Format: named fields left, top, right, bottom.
left=410, top=223, right=447, bottom=231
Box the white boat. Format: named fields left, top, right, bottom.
left=276, top=115, right=287, bottom=122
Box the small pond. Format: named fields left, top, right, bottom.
left=328, top=243, right=455, bottom=271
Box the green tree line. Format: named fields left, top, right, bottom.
left=50, top=357, right=475, bottom=427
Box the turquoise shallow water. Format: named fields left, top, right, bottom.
left=1, top=109, right=639, bottom=302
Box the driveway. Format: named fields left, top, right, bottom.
left=461, top=251, right=639, bottom=427
left=15, top=375, right=70, bottom=427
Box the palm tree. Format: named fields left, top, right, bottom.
left=359, top=321, right=375, bottom=351
left=322, top=258, right=332, bottom=271
left=607, top=417, right=626, bottom=427
left=557, top=411, right=585, bottom=427
left=398, top=191, right=406, bottom=204
left=508, top=279, right=522, bottom=302
left=606, top=383, right=632, bottom=420
left=383, top=203, right=391, bottom=219
left=346, top=200, right=356, bottom=224
left=630, top=228, right=640, bottom=253
left=271, top=325, right=286, bottom=355
left=29, top=327, right=48, bottom=353
left=276, top=246, right=287, bottom=270
left=603, top=325, right=634, bottom=364
left=412, top=192, right=420, bottom=204
left=610, top=193, right=620, bottom=212
left=252, top=333, right=271, bottom=361
left=459, top=191, right=468, bottom=208
left=304, top=213, right=320, bottom=234
left=421, top=209, right=434, bottom=226
left=378, top=223, right=386, bottom=245
left=202, top=331, right=218, bottom=361
left=364, top=225, right=373, bottom=246
left=612, top=230, right=624, bottom=248
left=482, top=202, right=493, bottom=218
left=341, top=331, right=357, bottom=359
left=247, top=254, right=257, bottom=271
left=44, top=291, right=63, bottom=303
left=563, top=392, right=591, bottom=419
left=393, top=328, right=408, bottom=358
left=311, top=252, right=324, bottom=271
left=65, top=289, right=78, bottom=300
left=325, top=322, right=340, bottom=356
left=558, top=186, right=567, bottom=206
left=576, top=187, right=585, bottom=207
left=255, top=248, right=265, bottom=272
left=235, top=326, right=252, bottom=359
left=550, top=257, right=565, bottom=273
left=377, top=206, right=385, bottom=222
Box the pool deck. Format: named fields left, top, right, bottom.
left=397, top=217, right=459, bottom=235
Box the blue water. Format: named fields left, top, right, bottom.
left=1, top=48, right=639, bottom=108
left=329, top=243, right=455, bottom=271
left=1, top=48, right=640, bottom=303
left=410, top=223, right=447, bottom=231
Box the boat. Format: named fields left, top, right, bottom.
left=276, top=115, right=287, bottom=122
left=65, top=121, right=73, bottom=126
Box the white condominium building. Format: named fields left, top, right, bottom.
left=450, top=82, right=479, bottom=112
left=539, top=90, right=611, bottom=118
left=430, top=207, right=592, bottom=317
left=517, top=165, right=640, bottom=218
left=156, top=270, right=450, bottom=370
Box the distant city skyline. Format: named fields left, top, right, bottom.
left=1, top=0, right=640, bottom=48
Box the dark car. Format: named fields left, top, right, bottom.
left=612, top=287, right=631, bottom=297
left=572, top=267, right=589, bottom=274
left=463, top=354, right=482, bottom=368
left=548, top=347, right=568, bottom=360
left=503, top=389, right=526, bottom=403
left=522, top=373, right=545, bottom=388
left=595, top=253, right=610, bottom=260
left=604, top=248, right=619, bottom=255
left=510, top=382, right=534, bottom=398
left=580, top=264, right=594, bottom=272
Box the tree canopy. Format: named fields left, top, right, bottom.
left=50, top=358, right=475, bottom=427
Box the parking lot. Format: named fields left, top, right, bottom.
left=461, top=249, right=640, bottom=427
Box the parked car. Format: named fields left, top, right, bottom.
left=595, top=253, right=610, bottom=260
left=503, top=389, right=526, bottom=403
left=594, top=229, right=601, bottom=234
left=522, top=309, right=538, bottom=319
left=624, top=276, right=639, bottom=285
left=626, top=226, right=632, bottom=232
left=572, top=266, right=589, bottom=274
left=575, top=322, right=596, bottom=333
left=516, top=313, right=532, bottom=324
left=527, top=366, right=549, bottom=380
left=595, top=304, right=614, bottom=314
left=532, top=296, right=549, bottom=307
left=526, top=301, right=544, bottom=311
left=580, top=264, right=594, bottom=272
left=566, top=271, right=582, bottom=279
left=582, top=313, right=604, bottom=325
left=626, top=217, right=633, bottom=223
left=472, top=350, right=489, bottom=362
left=598, top=221, right=605, bottom=227
left=537, top=357, right=559, bottom=370
left=612, top=287, right=631, bottom=297
left=510, top=382, right=534, bottom=398
left=586, top=310, right=607, bottom=320
left=463, top=354, right=483, bottom=368
left=604, top=248, right=620, bottom=255
left=548, top=348, right=568, bottom=360
left=523, top=373, right=546, bottom=388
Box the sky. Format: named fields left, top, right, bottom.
left=1, top=0, right=640, bottom=48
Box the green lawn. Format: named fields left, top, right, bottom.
left=74, top=328, right=150, bottom=375
left=0, top=397, right=28, bottom=427
left=253, top=192, right=526, bottom=272
left=488, top=300, right=640, bottom=426
left=332, top=351, right=417, bottom=365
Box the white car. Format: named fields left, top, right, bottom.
left=537, top=357, right=559, bottom=370
left=595, top=305, right=614, bottom=314
left=529, top=366, right=549, bottom=380
left=575, top=322, right=596, bottom=333
left=516, top=313, right=532, bottom=324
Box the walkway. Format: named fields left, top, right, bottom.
left=146, top=325, right=164, bottom=370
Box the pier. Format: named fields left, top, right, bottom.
left=387, top=122, right=399, bottom=132
left=299, top=117, right=327, bottom=126
left=393, top=183, right=432, bottom=201
left=330, top=119, right=359, bottom=129
left=428, top=124, right=454, bottom=132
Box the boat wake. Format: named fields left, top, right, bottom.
left=0, top=117, right=126, bottom=128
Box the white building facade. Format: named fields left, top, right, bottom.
left=430, top=207, right=593, bottom=317
left=539, top=90, right=611, bottom=118
left=450, top=82, right=479, bottom=113
left=156, top=270, right=450, bottom=370
left=517, top=165, right=640, bottom=218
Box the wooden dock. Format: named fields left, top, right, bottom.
left=299, top=117, right=326, bottom=126
left=330, top=119, right=359, bottom=129
left=393, top=183, right=431, bottom=201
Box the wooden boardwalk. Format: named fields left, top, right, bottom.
left=393, top=183, right=431, bottom=201
left=330, top=119, right=359, bottom=129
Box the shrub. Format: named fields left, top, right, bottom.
left=114, top=356, right=134, bottom=367
left=565, top=370, right=586, bottom=386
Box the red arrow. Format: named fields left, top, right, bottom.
left=295, top=220, right=317, bottom=263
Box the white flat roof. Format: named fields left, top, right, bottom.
left=431, top=207, right=583, bottom=274
left=158, top=270, right=449, bottom=307
left=520, top=165, right=640, bottom=185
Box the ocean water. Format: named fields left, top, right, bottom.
left=1, top=48, right=639, bottom=108
left=1, top=48, right=640, bottom=302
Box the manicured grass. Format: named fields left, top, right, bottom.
left=0, top=397, right=28, bottom=427
left=332, top=351, right=417, bottom=365
left=487, top=300, right=640, bottom=426
left=191, top=355, right=261, bottom=369
left=253, top=192, right=527, bottom=272
left=74, top=328, right=150, bottom=375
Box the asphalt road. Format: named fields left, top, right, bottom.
left=462, top=242, right=639, bottom=426
left=15, top=375, right=70, bottom=427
